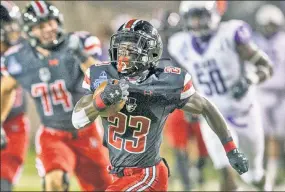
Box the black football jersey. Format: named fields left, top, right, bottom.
left=1, top=32, right=102, bottom=130
left=83, top=59, right=195, bottom=173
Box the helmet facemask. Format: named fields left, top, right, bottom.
left=109, top=31, right=158, bottom=77
left=22, top=3, right=65, bottom=49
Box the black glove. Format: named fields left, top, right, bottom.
left=227, top=148, right=249, bottom=175
left=68, top=34, right=89, bottom=63
left=94, top=79, right=129, bottom=111
left=1, top=127, right=7, bottom=150
left=230, top=77, right=250, bottom=100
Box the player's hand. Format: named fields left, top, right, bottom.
left=227, top=148, right=249, bottom=175
left=1, top=127, right=8, bottom=150
left=230, top=77, right=250, bottom=100
left=68, top=34, right=88, bottom=63
left=95, top=79, right=129, bottom=111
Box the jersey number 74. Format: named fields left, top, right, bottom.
left=31, top=80, right=73, bottom=116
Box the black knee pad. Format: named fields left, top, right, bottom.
left=42, top=172, right=70, bottom=191
left=0, top=179, right=12, bottom=191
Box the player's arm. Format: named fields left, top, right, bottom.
left=183, top=92, right=231, bottom=143
left=0, top=75, right=18, bottom=124
left=72, top=78, right=129, bottom=129
left=235, top=22, right=273, bottom=83
left=236, top=40, right=273, bottom=85
left=0, top=75, right=17, bottom=150
left=182, top=92, right=248, bottom=175
left=179, top=73, right=248, bottom=174
left=72, top=94, right=99, bottom=129
left=230, top=23, right=273, bottom=99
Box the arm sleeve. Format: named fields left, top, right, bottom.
left=82, top=67, right=92, bottom=91
left=177, top=72, right=196, bottom=109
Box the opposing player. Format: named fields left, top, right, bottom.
left=168, top=1, right=273, bottom=190
left=72, top=19, right=249, bottom=191
left=1, top=1, right=112, bottom=191
left=254, top=4, right=285, bottom=190
left=0, top=2, right=30, bottom=191
left=156, top=11, right=209, bottom=190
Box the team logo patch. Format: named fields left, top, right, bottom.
left=164, top=66, right=181, bottom=74
left=126, top=97, right=137, bottom=112
left=92, top=71, right=108, bottom=89
left=39, top=67, right=51, bottom=82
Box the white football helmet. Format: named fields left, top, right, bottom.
left=255, top=4, right=284, bottom=37
left=179, top=1, right=223, bottom=37
left=255, top=4, right=284, bottom=26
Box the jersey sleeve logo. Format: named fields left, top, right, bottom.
left=164, top=66, right=181, bottom=74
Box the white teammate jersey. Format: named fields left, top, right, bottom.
left=168, top=20, right=256, bottom=116
left=253, top=31, right=285, bottom=90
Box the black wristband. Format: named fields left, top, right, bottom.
left=92, top=93, right=107, bottom=112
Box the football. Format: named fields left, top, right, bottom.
left=93, top=80, right=126, bottom=117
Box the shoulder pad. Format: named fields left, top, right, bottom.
left=220, top=20, right=252, bottom=45
left=71, top=31, right=102, bottom=56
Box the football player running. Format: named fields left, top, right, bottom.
left=72, top=19, right=248, bottom=191
left=254, top=4, right=285, bottom=191
left=1, top=1, right=112, bottom=191
left=0, top=1, right=30, bottom=191
left=168, top=1, right=273, bottom=191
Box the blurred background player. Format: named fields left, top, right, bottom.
left=153, top=10, right=209, bottom=190
left=0, top=1, right=30, bottom=191
left=165, top=111, right=208, bottom=190
left=168, top=1, right=273, bottom=191
left=0, top=1, right=112, bottom=191
left=253, top=4, right=285, bottom=190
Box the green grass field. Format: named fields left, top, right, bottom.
left=13, top=147, right=285, bottom=191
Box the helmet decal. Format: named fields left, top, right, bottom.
left=30, top=1, right=49, bottom=17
